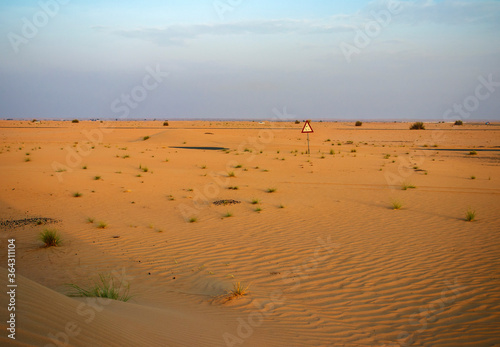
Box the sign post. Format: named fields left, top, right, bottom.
left=301, top=120, right=314, bottom=154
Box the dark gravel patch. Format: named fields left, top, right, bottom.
left=213, top=199, right=241, bottom=206
left=0, top=217, right=60, bottom=229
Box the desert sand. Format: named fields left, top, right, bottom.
left=0, top=120, right=499, bottom=346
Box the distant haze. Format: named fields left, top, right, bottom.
left=1, top=0, right=499, bottom=120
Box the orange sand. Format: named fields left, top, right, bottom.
left=0, top=120, right=499, bottom=346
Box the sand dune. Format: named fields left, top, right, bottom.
left=1, top=120, right=499, bottom=346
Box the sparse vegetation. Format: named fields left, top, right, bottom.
left=470, top=175, right=476, bottom=180
left=227, top=186, right=239, bottom=190
left=94, top=175, right=101, bottom=180
left=224, top=212, right=233, bottom=218
left=391, top=199, right=403, bottom=210
left=266, top=187, right=277, bottom=193
left=163, top=121, right=169, bottom=126
left=24, top=157, right=31, bottom=162
left=188, top=217, right=197, bottom=223
left=465, top=208, right=476, bottom=222
left=226, top=282, right=249, bottom=301
left=401, top=183, right=416, bottom=190
left=67, top=273, right=131, bottom=302
left=251, top=198, right=260, bottom=205
left=355, top=121, right=363, bottom=126
left=469, top=151, right=477, bottom=155
left=454, top=120, right=463, bottom=125
left=73, top=192, right=82, bottom=197
left=409, top=122, right=425, bottom=130
left=72, top=119, right=79, bottom=123
left=227, top=171, right=235, bottom=177
left=255, top=207, right=262, bottom=212
left=143, top=136, right=150, bottom=141
left=39, top=229, right=61, bottom=247
left=97, top=221, right=108, bottom=229
left=86, top=217, right=95, bottom=223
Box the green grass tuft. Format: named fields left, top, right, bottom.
left=465, top=208, right=476, bottom=222
left=266, top=187, right=277, bottom=193
left=250, top=198, right=260, bottom=205
left=97, top=221, right=108, bottom=229
left=188, top=217, right=197, bottom=223
left=73, top=192, right=82, bottom=197
left=67, top=273, right=131, bottom=302
left=391, top=199, right=403, bottom=210
left=401, top=183, right=416, bottom=190
left=39, top=229, right=61, bottom=247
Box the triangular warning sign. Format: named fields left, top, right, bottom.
left=301, top=121, right=314, bottom=133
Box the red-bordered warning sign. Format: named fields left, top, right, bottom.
left=301, top=120, right=314, bottom=133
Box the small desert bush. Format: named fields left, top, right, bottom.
left=468, top=151, right=477, bottom=155
left=401, top=183, right=416, bottom=190
left=391, top=199, right=403, bottom=210
left=72, top=119, right=79, bottom=123
left=465, top=208, right=476, bottom=222
left=251, top=198, right=260, bottom=205
left=24, top=157, right=31, bottom=162
left=409, top=122, right=425, bottom=130
left=227, top=171, right=235, bottom=177
left=73, top=192, right=82, bottom=197
left=163, top=121, right=169, bottom=126
left=224, top=212, right=233, bottom=218
left=97, top=221, right=108, bottom=229
left=143, top=136, right=150, bottom=141
left=266, top=187, right=277, bottom=193
left=94, top=175, right=101, bottom=180
left=86, top=217, right=95, bottom=223
left=188, top=217, right=197, bottom=223
left=226, top=282, right=249, bottom=301
left=355, top=121, right=362, bottom=127
left=39, top=229, right=61, bottom=247
left=67, top=273, right=131, bottom=302
left=295, top=120, right=300, bottom=124
left=454, top=120, right=463, bottom=125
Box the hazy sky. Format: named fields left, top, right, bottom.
left=1, top=0, right=499, bottom=120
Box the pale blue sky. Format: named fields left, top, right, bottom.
left=1, top=0, right=499, bottom=120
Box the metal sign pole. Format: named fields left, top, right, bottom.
left=307, top=133, right=310, bottom=155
